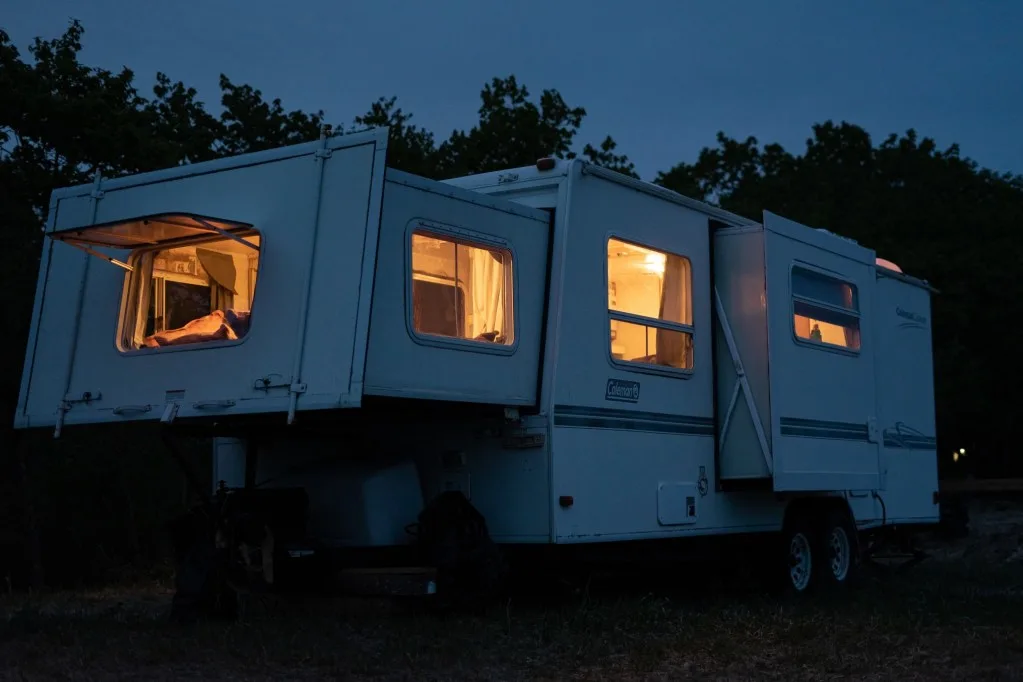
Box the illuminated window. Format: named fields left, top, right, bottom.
left=410, top=230, right=513, bottom=345
left=123, top=233, right=260, bottom=350
left=607, top=237, right=693, bottom=371
left=49, top=213, right=261, bottom=351
left=791, top=266, right=860, bottom=351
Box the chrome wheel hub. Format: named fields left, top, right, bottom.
left=828, top=526, right=851, bottom=582
left=789, top=532, right=812, bottom=591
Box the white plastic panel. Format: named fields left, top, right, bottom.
left=252, top=413, right=552, bottom=546
left=657, top=482, right=700, bottom=525
left=15, top=130, right=388, bottom=430
left=363, top=170, right=551, bottom=406
left=872, top=272, right=939, bottom=521
left=550, top=167, right=752, bottom=542
left=713, top=226, right=773, bottom=480
left=762, top=212, right=882, bottom=492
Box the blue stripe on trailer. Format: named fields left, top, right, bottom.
left=553, top=404, right=715, bottom=436
left=780, top=416, right=869, bottom=441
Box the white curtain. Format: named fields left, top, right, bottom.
left=132, top=254, right=154, bottom=348
left=655, top=255, right=692, bottom=367
left=842, top=284, right=860, bottom=348
left=470, top=250, right=505, bottom=340
left=659, top=254, right=691, bottom=325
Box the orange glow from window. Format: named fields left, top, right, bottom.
left=793, top=314, right=859, bottom=349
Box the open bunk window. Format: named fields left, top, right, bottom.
left=791, top=265, right=861, bottom=351
left=606, top=237, right=694, bottom=371
left=50, top=213, right=261, bottom=351
left=409, top=228, right=514, bottom=346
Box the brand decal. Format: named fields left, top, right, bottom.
left=896, top=307, right=927, bottom=326
left=605, top=378, right=640, bottom=403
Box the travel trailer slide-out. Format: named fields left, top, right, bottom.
left=14, top=126, right=939, bottom=604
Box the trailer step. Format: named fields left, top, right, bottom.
left=334, top=566, right=438, bottom=597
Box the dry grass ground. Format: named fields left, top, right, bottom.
left=3, top=502, right=1022, bottom=681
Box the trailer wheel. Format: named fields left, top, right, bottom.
left=779, top=516, right=817, bottom=595
left=815, top=508, right=860, bottom=590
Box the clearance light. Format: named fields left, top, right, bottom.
left=876, top=257, right=903, bottom=273
left=536, top=157, right=556, bottom=171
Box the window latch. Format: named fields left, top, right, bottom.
left=254, top=375, right=307, bottom=395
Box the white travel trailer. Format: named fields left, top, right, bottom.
left=14, top=127, right=939, bottom=603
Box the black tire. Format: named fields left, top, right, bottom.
left=778, top=513, right=817, bottom=596
left=814, top=507, right=861, bottom=591
left=170, top=539, right=238, bottom=624
left=415, top=491, right=508, bottom=613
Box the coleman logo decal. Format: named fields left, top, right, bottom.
left=605, top=378, right=640, bottom=403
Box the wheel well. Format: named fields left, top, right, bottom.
left=783, top=496, right=854, bottom=531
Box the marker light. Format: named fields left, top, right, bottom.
left=876, top=257, right=903, bottom=273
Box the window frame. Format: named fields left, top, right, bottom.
left=788, top=261, right=862, bottom=356
left=604, top=233, right=696, bottom=378
left=404, top=219, right=518, bottom=356
left=114, top=228, right=263, bottom=356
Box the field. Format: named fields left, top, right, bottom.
left=2, top=500, right=1022, bottom=681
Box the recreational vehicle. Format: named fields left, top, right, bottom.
left=13, top=127, right=939, bottom=607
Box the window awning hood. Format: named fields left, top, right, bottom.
left=50, top=213, right=256, bottom=250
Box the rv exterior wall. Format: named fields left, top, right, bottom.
left=453, top=163, right=939, bottom=541
left=712, top=225, right=773, bottom=480
left=15, top=131, right=388, bottom=429
left=762, top=219, right=882, bottom=493
left=17, top=204, right=89, bottom=425
left=238, top=161, right=938, bottom=546
left=250, top=413, right=552, bottom=546
left=362, top=171, right=551, bottom=406
left=546, top=166, right=793, bottom=542
left=872, top=272, right=940, bottom=522
left=295, top=138, right=386, bottom=409
left=23, top=152, right=325, bottom=426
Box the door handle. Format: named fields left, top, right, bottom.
left=113, top=404, right=152, bottom=416
left=193, top=399, right=236, bottom=410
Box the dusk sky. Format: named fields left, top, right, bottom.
left=4, top=1, right=1021, bottom=179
